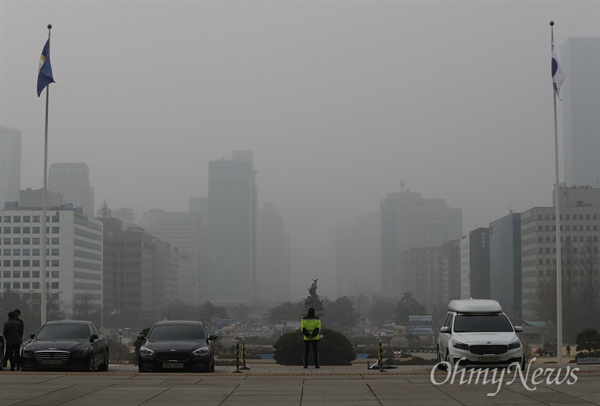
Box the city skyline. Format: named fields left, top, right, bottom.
left=2, top=2, right=599, bottom=299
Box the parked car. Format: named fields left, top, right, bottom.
left=137, top=320, right=217, bottom=373
left=437, top=299, right=524, bottom=369
left=21, top=320, right=109, bottom=372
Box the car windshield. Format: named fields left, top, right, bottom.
left=453, top=314, right=514, bottom=333
left=148, top=325, right=206, bottom=341
left=36, top=324, right=90, bottom=340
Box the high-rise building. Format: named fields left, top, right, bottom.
left=141, top=209, right=201, bottom=306
left=460, top=227, right=490, bottom=300
left=335, top=212, right=380, bottom=297
left=257, top=203, right=291, bottom=303
left=207, top=151, right=257, bottom=303
left=380, top=183, right=462, bottom=295
left=561, top=38, right=600, bottom=188
left=489, top=212, right=522, bottom=322
left=439, top=239, right=461, bottom=315
left=0, top=125, right=21, bottom=208
left=100, top=217, right=159, bottom=329
left=400, top=246, right=441, bottom=315
left=0, top=206, right=103, bottom=320
left=48, top=163, right=94, bottom=215
left=521, top=186, right=600, bottom=328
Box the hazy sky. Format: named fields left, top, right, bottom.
left=1, top=1, right=599, bottom=300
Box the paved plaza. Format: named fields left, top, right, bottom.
left=0, top=362, right=598, bottom=405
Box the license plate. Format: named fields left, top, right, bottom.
left=41, top=360, right=63, bottom=365
left=162, top=362, right=184, bottom=369
left=479, top=356, right=500, bottom=363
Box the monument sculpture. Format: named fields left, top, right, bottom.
left=304, top=278, right=324, bottom=312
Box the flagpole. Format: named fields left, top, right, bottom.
left=550, top=20, right=563, bottom=366
left=41, top=24, right=52, bottom=326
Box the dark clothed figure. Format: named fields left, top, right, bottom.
left=3, top=312, right=23, bottom=371
left=13, top=309, right=23, bottom=370
left=301, top=308, right=321, bottom=368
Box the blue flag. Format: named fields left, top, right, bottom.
left=551, top=40, right=564, bottom=100
left=37, top=39, right=55, bottom=97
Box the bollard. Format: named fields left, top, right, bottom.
left=233, top=339, right=242, bottom=373
left=240, top=338, right=250, bottom=370
left=378, top=340, right=386, bottom=373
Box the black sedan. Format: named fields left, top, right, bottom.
left=137, top=320, right=217, bottom=372
left=21, top=320, right=109, bottom=372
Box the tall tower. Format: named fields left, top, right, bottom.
left=561, top=38, right=600, bottom=187
left=207, top=151, right=257, bottom=303
left=0, top=125, right=21, bottom=208
left=257, top=203, right=291, bottom=303
left=47, top=163, right=94, bottom=215
left=380, top=187, right=462, bottom=296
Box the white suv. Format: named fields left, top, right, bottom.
left=437, top=299, right=524, bottom=369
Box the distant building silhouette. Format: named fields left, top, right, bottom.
left=335, top=212, right=380, bottom=297
left=380, top=183, right=462, bottom=295
left=460, top=227, right=490, bottom=300
left=489, top=213, right=522, bottom=322
left=257, top=203, right=291, bottom=303
left=48, top=163, right=94, bottom=215
left=207, top=151, right=257, bottom=303
left=0, top=125, right=21, bottom=209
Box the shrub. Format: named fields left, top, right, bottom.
left=575, top=328, right=600, bottom=359
left=273, top=327, right=355, bottom=366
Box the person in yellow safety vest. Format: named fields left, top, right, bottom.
left=301, top=308, right=321, bottom=368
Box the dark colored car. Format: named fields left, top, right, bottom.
left=21, top=320, right=109, bottom=372
left=137, top=320, right=217, bottom=373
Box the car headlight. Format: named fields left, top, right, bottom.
left=22, top=348, right=35, bottom=357
left=72, top=348, right=89, bottom=357
left=508, top=341, right=521, bottom=350
left=452, top=339, right=469, bottom=351
left=139, top=346, right=154, bottom=356
left=192, top=346, right=209, bottom=356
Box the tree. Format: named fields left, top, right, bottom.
left=575, top=329, right=600, bottom=359
left=71, top=292, right=101, bottom=326
left=322, top=296, right=357, bottom=330
left=162, top=301, right=198, bottom=321
left=394, top=292, right=427, bottom=325
left=197, top=301, right=227, bottom=323
left=273, top=327, right=355, bottom=365
left=368, top=296, right=396, bottom=327
left=268, top=301, right=304, bottom=325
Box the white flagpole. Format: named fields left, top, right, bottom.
left=41, top=24, right=52, bottom=326
left=550, top=21, right=563, bottom=366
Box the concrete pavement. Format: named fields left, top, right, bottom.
left=0, top=361, right=598, bottom=405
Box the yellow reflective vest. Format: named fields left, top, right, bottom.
left=301, top=317, right=321, bottom=341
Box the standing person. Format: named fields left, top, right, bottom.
left=3, top=311, right=22, bottom=371
left=13, top=309, right=24, bottom=370
left=566, top=344, right=571, bottom=356
left=301, top=308, right=321, bottom=368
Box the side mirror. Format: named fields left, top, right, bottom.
left=208, top=335, right=218, bottom=341
left=30, top=333, right=36, bottom=339
left=514, top=326, right=523, bottom=333
left=137, top=334, right=145, bottom=341
left=439, top=326, right=450, bottom=333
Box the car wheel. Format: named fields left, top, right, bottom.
left=445, top=351, right=454, bottom=369
left=437, top=346, right=447, bottom=370
left=86, top=355, right=95, bottom=372
left=98, top=352, right=109, bottom=372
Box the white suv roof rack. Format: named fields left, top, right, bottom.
left=448, top=299, right=502, bottom=313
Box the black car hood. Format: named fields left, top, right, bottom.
left=144, top=340, right=207, bottom=351
left=25, top=340, right=88, bottom=352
